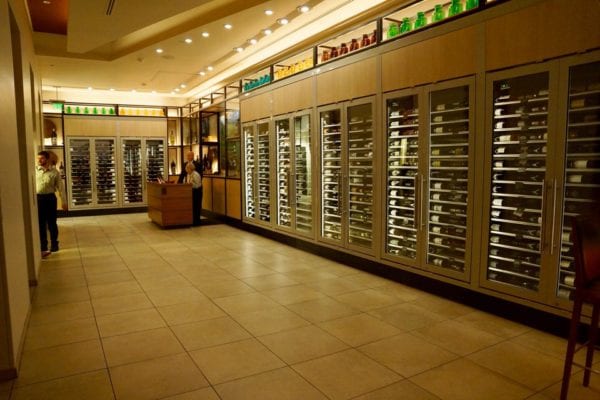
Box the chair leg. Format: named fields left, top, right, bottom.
left=561, top=297, right=583, bottom=400
left=583, top=303, right=600, bottom=387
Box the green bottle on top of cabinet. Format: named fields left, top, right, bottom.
left=75, top=106, right=80, bottom=114
left=109, top=107, right=115, bottom=115
left=400, top=17, right=412, bottom=33
left=414, top=12, right=427, bottom=29
left=93, top=107, right=98, bottom=114
left=432, top=4, right=445, bottom=22
left=101, top=107, right=106, bottom=115
left=388, top=22, right=399, bottom=38
left=466, top=0, right=479, bottom=10
left=448, top=0, right=463, bottom=17
left=65, top=105, right=72, bottom=114
left=84, top=107, right=89, bottom=114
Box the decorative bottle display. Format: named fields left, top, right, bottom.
left=448, top=0, right=463, bottom=17
left=145, top=139, right=165, bottom=183
left=428, top=86, right=471, bottom=273
left=557, top=60, right=600, bottom=299
left=243, top=124, right=256, bottom=218
left=170, top=160, right=176, bottom=176
left=487, top=72, right=550, bottom=292
left=276, top=118, right=292, bottom=228
left=386, top=94, right=420, bottom=259
left=51, top=128, right=58, bottom=146
left=122, top=139, right=143, bottom=204
left=388, top=22, right=399, bottom=39
left=432, top=4, right=445, bottom=22
left=169, top=130, right=175, bottom=145
left=68, top=138, right=93, bottom=207
left=414, top=12, right=427, bottom=29
left=257, top=121, right=271, bottom=222
left=400, top=17, right=412, bottom=33
left=466, top=0, right=479, bottom=10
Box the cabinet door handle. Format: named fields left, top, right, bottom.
left=420, top=174, right=426, bottom=229
left=550, top=178, right=558, bottom=255
left=414, top=173, right=420, bottom=230
left=540, top=179, right=548, bottom=251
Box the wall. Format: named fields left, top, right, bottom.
left=0, top=0, right=42, bottom=377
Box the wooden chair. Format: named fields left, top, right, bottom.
left=560, top=214, right=600, bottom=399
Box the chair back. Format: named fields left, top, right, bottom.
left=571, top=214, right=600, bottom=288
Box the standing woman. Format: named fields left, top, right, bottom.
left=36, top=151, right=67, bottom=258
left=185, top=163, right=202, bottom=226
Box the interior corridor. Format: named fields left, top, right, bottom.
left=0, top=213, right=598, bottom=400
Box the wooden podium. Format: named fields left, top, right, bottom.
left=147, top=182, right=192, bottom=227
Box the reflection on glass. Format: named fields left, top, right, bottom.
left=488, top=72, right=549, bottom=292
left=295, top=114, right=312, bottom=234
left=386, top=94, right=419, bottom=259
left=122, top=139, right=143, bottom=204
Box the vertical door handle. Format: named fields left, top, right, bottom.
left=550, top=178, right=558, bottom=255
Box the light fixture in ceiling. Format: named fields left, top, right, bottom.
left=298, top=5, right=310, bottom=13
left=207, top=66, right=214, bottom=71
left=224, top=23, right=232, bottom=30
left=109, top=88, right=115, bottom=91
left=199, top=71, right=206, bottom=76
left=264, top=9, right=273, bottom=16
left=184, top=38, right=192, bottom=44
left=263, top=29, right=272, bottom=35
left=278, top=18, right=289, bottom=25
left=155, top=48, right=163, bottom=54
left=180, top=84, right=186, bottom=88
left=131, top=89, right=137, bottom=93
left=202, top=32, right=209, bottom=38
left=174, top=88, right=180, bottom=92
left=235, top=47, right=244, bottom=53
left=248, top=38, right=257, bottom=45
left=87, top=86, right=92, bottom=91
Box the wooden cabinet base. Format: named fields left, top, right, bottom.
left=147, top=182, right=192, bottom=227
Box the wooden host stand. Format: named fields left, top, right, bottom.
left=147, top=182, right=192, bottom=227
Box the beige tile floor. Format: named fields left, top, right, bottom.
left=3, top=213, right=600, bottom=400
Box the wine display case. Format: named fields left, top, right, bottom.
left=257, top=121, right=271, bottom=222
left=243, top=123, right=256, bottom=219
left=320, top=98, right=375, bottom=254
left=427, top=85, right=472, bottom=275
left=384, top=79, right=474, bottom=280
left=556, top=60, right=600, bottom=300
left=486, top=71, right=550, bottom=293
left=67, top=137, right=117, bottom=209
left=120, top=138, right=166, bottom=206
left=274, top=112, right=313, bottom=235
left=385, top=91, right=421, bottom=263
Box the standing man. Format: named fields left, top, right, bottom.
left=178, top=151, right=203, bottom=225
left=36, top=151, right=67, bottom=258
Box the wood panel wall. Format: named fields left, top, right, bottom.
left=272, top=78, right=313, bottom=116
left=316, top=57, right=377, bottom=105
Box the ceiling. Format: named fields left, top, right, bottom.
left=28, top=0, right=399, bottom=105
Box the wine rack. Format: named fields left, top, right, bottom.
left=68, top=139, right=93, bottom=207
left=386, top=94, right=420, bottom=260
left=427, top=86, right=471, bottom=273
left=557, top=60, right=600, bottom=300
left=321, top=109, right=343, bottom=242
left=347, top=103, right=374, bottom=249
left=294, top=113, right=312, bottom=235
left=94, top=139, right=117, bottom=205
left=487, top=72, right=550, bottom=292
left=145, top=139, right=165, bottom=182
left=257, top=121, right=271, bottom=222
left=243, top=124, right=256, bottom=219
left=276, top=118, right=292, bottom=228
left=122, top=139, right=144, bottom=204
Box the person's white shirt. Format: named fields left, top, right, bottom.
left=187, top=170, right=202, bottom=189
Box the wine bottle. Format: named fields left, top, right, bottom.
left=51, top=128, right=57, bottom=146
left=432, top=4, right=445, bottom=22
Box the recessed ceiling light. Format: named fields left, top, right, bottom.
left=224, top=23, right=232, bottom=30
left=184, top=38, right=192, bottom=44
left=265, top=9, right=273, bottom=16
left=151, top=90, right=156, bottom=94
left=278, top=18, right=289, bottom=25
left=132, top=89, right=137, bottom=93
left=171, top=91, right=175, bottom=95
left=207, top=66, right=213, bottom=71
left=199, top=71, right=206, bottom=76
left=174, top=88, right=180, bottom=92
left=235, top=47, right=244, bottom=53
left=180, top=84, right=186, bottom=88
left=87, top=87, right=92, bottom=91
left=202, top=32, right=209, bottom=38
left=43, top=0, right=51, bottom=4
left=298, top=5, right=310, bottom=13
left=248, top=38, right=257, bottom=45
left=263, top=29, right=272, bottom=35
left=109, top=88, right=115, bottom=91
left=155, top=48, right=163, bottom=53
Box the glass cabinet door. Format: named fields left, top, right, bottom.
left=276, top=117, right=291, bottom=228
left=94, top=139, right=117, bottom=206
left=294, top=113, right=312, bottom=235
left=321, top=108, right=343, bottom=242
left=386, top=94, right=420, bottom=259
left=243, top=124, right=256, bottom=219
left=68, top=138, right=93, bottom=208
left=487, top=72, right=550, bottom=292
left=347, top=102, right=374, bottom=249
left=145, top=139, right=165, bottom=182
left=122, top=139, right=144, bottom=205
left=427, top=85, right=471, bottom=273
left=257, top=121, right=271, bottom=222
left=557, top=60, right=600, bottom=300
